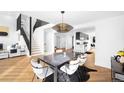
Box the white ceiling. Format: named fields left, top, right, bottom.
left=0, top=11, right=124, bottom=27
left=21, top=11, right=124, bottom=26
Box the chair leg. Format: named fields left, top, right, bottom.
left=32, top=74, right=41, bottom=82
left=37, top=77, right=44, bottom=82
left=66, top=74, right=70, bottom=82
left=77, top=67, right=82, bottom=82
left=32, top=73, right=36, bottom=82
left=42, top=78, right=45, bottom=82
left=42, top=67, right=49, bottom=82
left=61, top=72, right=67, bottom=82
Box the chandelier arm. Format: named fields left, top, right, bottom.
left=62, top=11, right=64, bottom=31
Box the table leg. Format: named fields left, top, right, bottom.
left=54, top=67, right=58, bottom=82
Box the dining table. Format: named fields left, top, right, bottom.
left=38, top=51, right=75, bottom=82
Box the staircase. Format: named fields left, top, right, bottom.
left=33, top=19, right=48, bottom=32
left=31, top=38, right=42, bottom=56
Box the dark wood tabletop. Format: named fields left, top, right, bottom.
left=38, top=51, right=75, bottom=68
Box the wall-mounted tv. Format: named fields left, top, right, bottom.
left=0, top=32, right=8, bottom=36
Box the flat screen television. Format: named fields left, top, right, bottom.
left=0, top=43, right=3, bottom=50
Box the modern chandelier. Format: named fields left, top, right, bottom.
left=52, top=11, right=73, bottom=33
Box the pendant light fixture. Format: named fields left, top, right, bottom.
left=52, top=11, right=73, bottom=33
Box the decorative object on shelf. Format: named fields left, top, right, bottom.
left=0, top=26, right=9, bottom=36
left=52, top=11, right=73, bottom=33
left=117, top=50, right=124, bottom=56
left=114, top=49, right=124, bottom=63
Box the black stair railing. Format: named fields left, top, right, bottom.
left=17, top=14, right=49, bottom=55
left=33, top=19, right=48, bottom=32
left=20, top=27, right=31, bottom=51
left=17, top=14, right=32, bottom=55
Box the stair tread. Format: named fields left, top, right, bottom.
left=31, top=40, right=42, bottom=55
left=31, top=54, right=42, bottom=56
left=32, top=47, right=41, bottom=49
left=31, top=48, right=41, bottom=51
left=32, top=53, right=42, bottom=55
left=32, top=51, right=42, bottom=53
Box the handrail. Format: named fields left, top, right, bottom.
left=20, top=28, right=30, bottom=51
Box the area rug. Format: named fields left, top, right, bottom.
left=76, top=66, right=97, bottom=82
left=44, top=66, right=97, bottom=82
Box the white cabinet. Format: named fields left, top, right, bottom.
left=74, top=32, right=89, bottom=53
left=0, top=50, right=8, bottom=59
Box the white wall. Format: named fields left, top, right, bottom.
left=95, top=15, right=124, bottom=68
left=44, top=28, right=56, bottom=54
left=66, top=36, right=72, bottom=49
left=0, top=14, right=18, bottom=48
left=77, top=15, right=124, bottom=68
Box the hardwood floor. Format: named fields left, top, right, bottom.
left=0, top=51, right=112, bottom=82
left=0, top=56, right=34, bottom=82
left=87, top=66, right=111, bottom=82
left=85, top=49, right=111, bottom=82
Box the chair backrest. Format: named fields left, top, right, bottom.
left=69, top=60, right=79, bottom=71
left=31, top=59, right=43, bottom=74
left=31, top=59, right=42, bottom=68
left=77, top=53, right=87, bottom=65
left=79, top=53, right=87, bottom=59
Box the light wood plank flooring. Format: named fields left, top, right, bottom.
left=0, top=56, right=34, bottom=82
left=0, top=52, right=111, bottom=82
left=85, top=49, right=111, bottom=82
